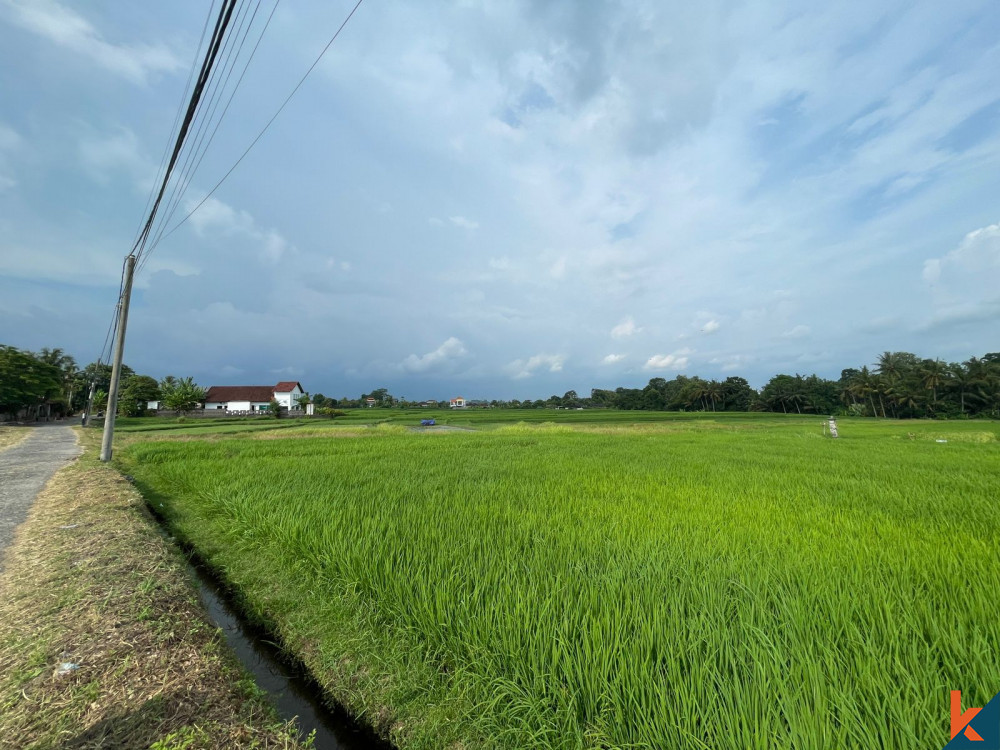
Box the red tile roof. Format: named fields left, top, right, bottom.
left=204, top=385, right=275, bottom=403
left=274, top=381, right=303, bottom=393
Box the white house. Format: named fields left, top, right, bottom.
left=203, top=382, right=306, bottom=413
left=449, top=396, right=466, bottom=408
left=273, top=381, right=305, bottom=409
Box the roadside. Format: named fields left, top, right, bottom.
left=0, top=427, right=307, bottom=749
left=0, top=422, right=80, bottom=570
left=0, top=425, right=32, bottom=452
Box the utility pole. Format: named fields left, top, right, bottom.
left=82, top=381, right=96, bottom=427
left=100, top=254, right=136, bottom=462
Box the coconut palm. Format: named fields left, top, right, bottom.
left=919, top=358, right=947, bottom=409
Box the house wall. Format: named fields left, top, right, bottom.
left=204, top=401, right=228, bottom=410
left=274, top=385, right=303, bottom=409
left=227, top=400, right=251, bottom=411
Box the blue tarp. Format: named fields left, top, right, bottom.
left=420, top=419, right=436, bottom=426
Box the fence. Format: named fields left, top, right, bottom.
left=148, top=408, right=309, bottom=419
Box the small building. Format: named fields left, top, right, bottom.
left=421, top=400, right=437, bottom=407
left=203, top=382, right=307, bottom=413
left=450, top=397, right=466, bottom=408
left=365, top=397, right=376, bottom=408
left=204, top=386, right=276, bottom=412
left=273, top=381, right=305, bottom=410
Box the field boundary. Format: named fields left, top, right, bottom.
left=0, top=429, right=306, bottom=748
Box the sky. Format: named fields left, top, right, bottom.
left=1, top=0, right=998, bottom=400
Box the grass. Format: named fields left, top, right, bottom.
left=0, top=425, right=32, bottom=451
left=0, top=428, right=307, bottom=749
left=119, top=416, right=1000, bottom=749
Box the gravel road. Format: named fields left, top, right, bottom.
left=0, top=423, right=81, bottom=571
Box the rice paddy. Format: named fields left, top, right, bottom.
left=119, top=415, right=1000, bottom=749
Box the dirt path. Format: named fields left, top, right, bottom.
left=0, top=423, right=81, bottom=570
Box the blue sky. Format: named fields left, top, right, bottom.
left=1, top=0, right=998, bottom=400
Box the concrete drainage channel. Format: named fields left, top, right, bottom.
left=189, top=564, right=395, bottom=750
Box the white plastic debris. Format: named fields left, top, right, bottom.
left=55, top=662, right=79, bottom=677
left=935, top=439, right=948, bottom=443
left=58, top=524, right=78, bottom=529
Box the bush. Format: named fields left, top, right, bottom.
left=316, top=407, right=346, bottom=418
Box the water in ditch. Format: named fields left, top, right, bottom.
left=190, top=564, right=395, bottom=750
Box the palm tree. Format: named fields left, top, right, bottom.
left=37, top=348, right=77, bottom=411
left=705, top=380, right=724, bottom=412
left=854, top=366, right=879, bottom=417
left=919, top=359, right=947, bottom=410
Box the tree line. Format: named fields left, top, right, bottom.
left=0, top=345, right=209, bottom=420
left=335, top=350, right=1000, bottom=419
left=4, top=344, right=999, bottom=421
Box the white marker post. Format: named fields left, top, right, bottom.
left=828, top=418, right=839, bottom=438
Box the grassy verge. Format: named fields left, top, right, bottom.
left=0, top=425, right=32, bottom=451
left=0, top=428, right=307, bottom=749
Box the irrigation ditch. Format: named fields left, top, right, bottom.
left=142, top=499, right=395, bottom=750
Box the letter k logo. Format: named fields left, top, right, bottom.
left=953, top=691, right=985, bottom=742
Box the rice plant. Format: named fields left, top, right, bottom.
left=121, top=417, right=1000, bottom=749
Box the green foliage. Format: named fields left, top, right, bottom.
left=0, top=345, right=63, bottom=417
left=124, top=418, right=1000, bottom=749
left=119, top=375, right=160, bottom=417
left=71, top=361, right=134, bottom=411
left=159, top=376, right=205, bottom=414
left=267, top=398, right=281, bottom=418
left=315, top=407, right=345, bottom=418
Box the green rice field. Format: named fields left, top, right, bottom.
left=119, top=414, right=1000, bottom=749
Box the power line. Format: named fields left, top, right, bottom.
left=131, top=0, right=239, bottom=265
left=147, top=0, right=365, bottom=255
left=143, top=0, right=260, bottom=258
left=131, top=1, right=218, bottom=249
left=143, top=0, right=278, bottom=270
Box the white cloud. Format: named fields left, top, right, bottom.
left=700, top=319, right=720, bottom=334
left=0, top=123, right=20, bottom=150
left=602, top=353, right=625, bottom=365
left=923, top=221, right=1000, bottom=286
left=782, top=325, right=810, bottom=339
left=549, top=255, right=568, bottom=279
left=610, top=316, right=641, bottom=339
left=400, top=337, right=467, bottom=373
left=506, top=353, right=565, bottom=379
left=921, top=221, right=1000, bottom=330
left=488, top=256, right=511, bottom=271
left=186, top=196, right=294, bottom=264
left=644, top=349, right=691, bottom=371
left=2, top=0, right=183, bottom=83
left=449, top=215, right=479, bottom=230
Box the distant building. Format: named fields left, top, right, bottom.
left=204, top=382, right=305, bottom=413
left=365, top=397, right=376, bottom=408
left=450, top=397, right=466, bottom=408
left=421, top=400, right=437, bottom=407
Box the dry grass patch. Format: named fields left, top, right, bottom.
left=0, top=425, right=31, bottom=452
left=0, top=431, right=307, bottom=750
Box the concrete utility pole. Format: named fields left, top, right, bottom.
left=82, top=380, right=96, bottom=427
left=100, top=254, right=136, bottom=462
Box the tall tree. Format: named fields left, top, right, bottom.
left=0, top=346, right=63, bottom=419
